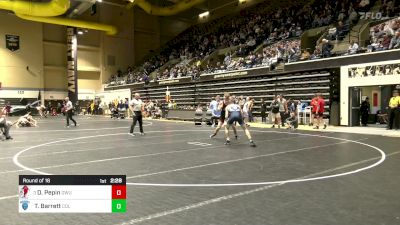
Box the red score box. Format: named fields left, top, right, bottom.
left=112, top=185, right=126, bottom=199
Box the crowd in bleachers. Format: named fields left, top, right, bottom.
left=380, top=0, right=400, bottom=18
left=368, top=16, right=400, bottom=52
left=157, top=64, right=201, bottom=80
left=107, top=0, right=382, bottom=86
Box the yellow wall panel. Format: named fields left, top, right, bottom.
left=78, top=71, right=101, bottom=91
left=78, top=49, right=100, bottom=71
left=44, top=68, right=67, bottom=90
left=0, top=13, right=43, bottom=89
left=44, top=44, right=67, bottom=67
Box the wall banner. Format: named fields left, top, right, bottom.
left=67, top=27, right=78, bottom=104
left=5, top=34, right=20, bottom=52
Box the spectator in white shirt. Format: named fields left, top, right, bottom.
left=348, top=40, right=359, bottom=55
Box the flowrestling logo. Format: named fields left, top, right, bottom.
left=359, top=12, right=392, bottom=20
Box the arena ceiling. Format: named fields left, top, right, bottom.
left=98, top=0, right=269, bottom=22
left=0, top=0, right=269, bottom=35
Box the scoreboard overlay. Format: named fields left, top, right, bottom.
left=18, top=175, right=126, bottom=213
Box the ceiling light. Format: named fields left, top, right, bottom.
left=97, top=0, right=102, bottom=2
left=199, top=11, right=209, bottom=18
left=77, top=30, right=84, bottom=35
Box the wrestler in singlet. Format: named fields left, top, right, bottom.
left=220, top=100, right=228, bottom=122
left=210, top=93, right=238, bottom=139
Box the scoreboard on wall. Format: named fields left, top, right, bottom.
left=18, top=175, right=126, bottom=213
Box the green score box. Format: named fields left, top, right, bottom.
left=112, top=199, right=126, bottom=213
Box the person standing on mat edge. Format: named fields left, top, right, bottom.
left=209, top=95, right=220, bottom=127
left=260, top=98, right=267, bottom=124
left=0, top=106, right=13, bottom=140
left=313, top=93, right=327, bottom=129
left=387, top=90, right=400, bottom=130
left=270, top=95, right=281, bottom=128
left=360, top=97, right=370, bottom=126
left=129, top=93, right=145, bottom=136
left=310, top=94, right=318, bottom=126
left=65, top=97, right=77, bottom=128
left=278, top=95, right=288, bottom=127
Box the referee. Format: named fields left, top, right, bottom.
left=65, top=97, right=77, bottom=128
left=129, top=93, right=144, bottom=136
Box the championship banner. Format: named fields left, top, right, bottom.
left=5, top=34, right=20, bottom=52
left=67, top=27, right=78, bottom=104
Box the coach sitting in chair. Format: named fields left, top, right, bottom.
left=0, top=107, right=13, bottom=140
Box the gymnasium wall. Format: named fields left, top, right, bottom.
left=0, top=5, right=203, bottom=100
left=133, top=8, right=192, bottom=64
left=340, top=59, right=400, bottom=126
left=0, top=5, right=135, bottom=100
left=0, top=13, right=44, bottom=92
left=42, top=5, right=135, bottom=99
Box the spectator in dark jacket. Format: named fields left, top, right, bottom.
left=335, top=21, right=347, bottom=40
left=260, top=98, right=267, bottom=123
left=360, top=97, right=370, bottom=126
left=322, top=39, right=333, bottom=58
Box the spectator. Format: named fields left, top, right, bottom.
left=314, top=93, right=327, bottom=129
left=310, top=94, right=319, bottom=126
left=335, top=21, right=347, bottom=41
left=287, top=98, right=298, bottom=113
left=0, top=107, right=13, bottom=140
left=260, top=98, right=267, bottom=124
left=278, top=95, right=288, bottom=127
left=270, top=96, right=281, bottom=129
left=4, top=102, right=11, bottom=116
left=311, top=46, right=322, bottom=59
left=360, top=97, right=370, bottom=126
left=321, top=39, right=333, bottom=58
left=381, top=33, right=392, bottom=50
left=348, top=6, right=359, bottom=25
left=389, top=31, right=400, bottom=49
left=300, top=48, right=311, bottom=60
left=347, top=40, right=359, bottom=55
left=236, top=44, right=248, bottom=57
left=223, top=53, right=231, bottom=66
left=285, top=111, right=298, bottom=130
left=106, top=0, right=379, bottom=86
left=209, top=96, right=221, bottom=127
left=246, top=36, right=257, bottom=49
left=238, top=95, right=246, bottom=109
left=248, top=97, right=255, bottom=122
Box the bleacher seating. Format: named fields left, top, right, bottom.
left=131, top=70, right=332, bottom=118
